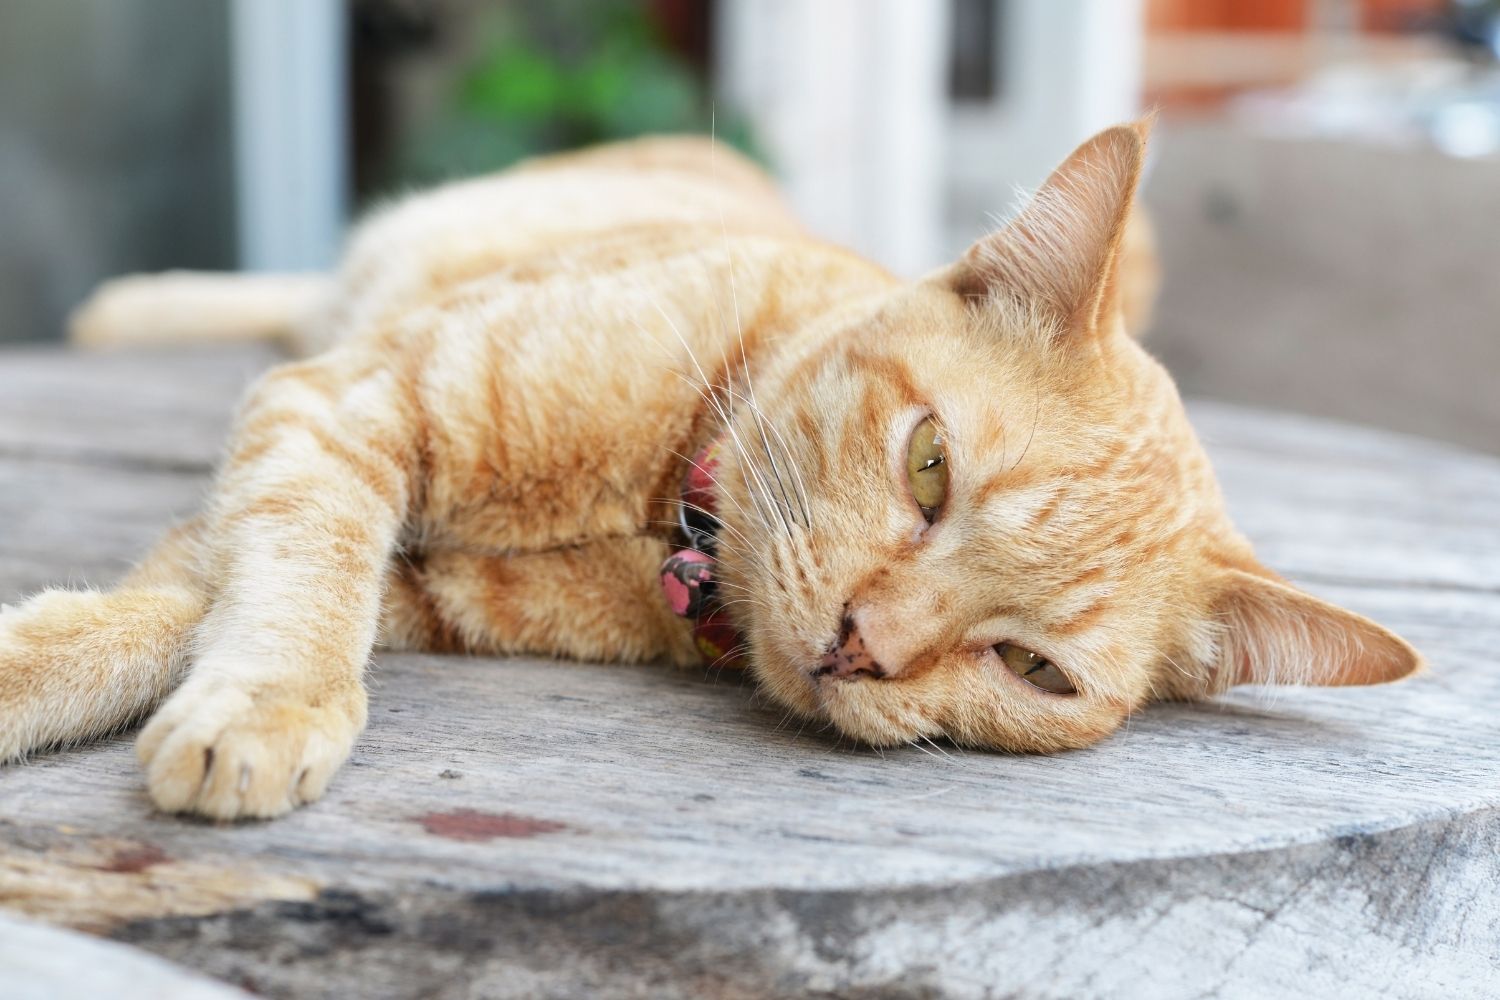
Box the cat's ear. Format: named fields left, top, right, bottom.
left=1203, top=569, right=1422, bottom=692
left=940, top=119, right=1150, bottom=336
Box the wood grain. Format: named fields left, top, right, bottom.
left=1, top=345, right=1497, bottom=998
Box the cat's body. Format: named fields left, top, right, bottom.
left=1, top=125, right=1419, bottom=819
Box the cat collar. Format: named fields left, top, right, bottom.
left=659, top=439, right=745, bottom=668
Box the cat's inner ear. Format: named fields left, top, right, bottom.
left=944, top=119, right=1149, bottom=335
left=1206, top=569, right=1422, bottom=692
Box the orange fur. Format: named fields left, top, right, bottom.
left=0, top=124, right=1419, bottom=818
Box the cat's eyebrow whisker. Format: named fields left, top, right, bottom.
left=1008, top=383, right=1041, bottom=473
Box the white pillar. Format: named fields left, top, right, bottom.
left=947, top=0, right=1144, bottom=245
left=716, top=0, right=950, bottom=277
left=1007, top=0, right=1144, bottom=189
left=230, top=0, right=347, bottom=271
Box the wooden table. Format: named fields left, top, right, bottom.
left=3, top=345, right=1498, bottom=999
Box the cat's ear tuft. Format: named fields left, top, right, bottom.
left=1206, top=569, right=1423, bottom=692
left=944, top=119, right=1150, bottom=336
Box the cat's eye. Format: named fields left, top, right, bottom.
left=905, top=417, right=949, bottom=522
left=997, top=642, right=1076, bottom=695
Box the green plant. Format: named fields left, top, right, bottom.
left=397, top=1, right=758, bottom=186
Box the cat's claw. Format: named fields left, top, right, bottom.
left=137, top=677, right=365, bottom=820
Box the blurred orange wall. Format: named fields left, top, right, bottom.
left=1148, top=0, right=1446, bottom=33
left=1148, top=0, right=1308, bottom=31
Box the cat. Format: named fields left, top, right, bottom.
left=0, top=121, right=1420, bottom=819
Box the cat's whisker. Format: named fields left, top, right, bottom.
left=716, top=383, right=802, bottom=534
left=718, top=385, right=814, bottom=532
left=712, top=598, right=770, bottom=616
left=906, top=739, right=957, bottom=766
left=1160, top=652, right=1194, bottom=680
left=727, top=440, right=785, bottom=539
left=921, top=735, right=965, bottom=766
left=1008, top=383, right=1041, bottom=473
left=642, top=524, right=754, bottom=572
left=662, top=447, right=756, bottom=526
left=663, top=373, right=785, bottom=542
left=737, top=428, right=794, bottom=539
left=625, top=289, right=734, bottom=452
left=650, top=499, right=753, bottom=551
left=704, top=127, right=808, bottom=537
left=704, top=583, right=761, bottom=601
left=747, top=409, right=800, bottom=532
left=701, top=639, right=757, bottom=687
left=663, top=368, right=784, bottom=537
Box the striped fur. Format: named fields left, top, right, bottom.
left=0, top=125, right=1418, bottom=818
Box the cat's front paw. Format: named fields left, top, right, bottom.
left=136, top=677, right=367, bottom=820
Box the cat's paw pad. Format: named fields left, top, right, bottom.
left=137, top=680, right=365, bottom=820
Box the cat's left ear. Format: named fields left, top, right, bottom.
left=1200, top=569, right=1423, bottom=693
left=938, top=118, right=1150, bottom=337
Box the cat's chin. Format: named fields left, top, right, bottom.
left=754, top=658, right=945, bottom=748
left=815, top=680, right=946, bottom=748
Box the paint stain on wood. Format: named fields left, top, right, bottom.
left=417, top=809, right=567, bottom=842
left=94, top=843, right=170, bottom=874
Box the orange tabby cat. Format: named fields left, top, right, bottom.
left=0, top=121, right=1419, bottom=819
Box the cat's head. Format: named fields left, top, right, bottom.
left=716, top=120, right=1421, bottom=751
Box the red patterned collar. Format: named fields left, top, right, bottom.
left=659, top=439, right=745, bottom=668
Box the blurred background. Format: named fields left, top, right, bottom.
left=0, top=0, right=1495, bottom=453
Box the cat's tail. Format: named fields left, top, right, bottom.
left=67, top=271, right=334, bottom=354
left=0, top=521, right=209, bottom=763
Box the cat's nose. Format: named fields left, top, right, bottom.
left=814, top=614, right=889, bottom=680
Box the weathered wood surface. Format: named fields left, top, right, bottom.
left=2, top=345, right=1499, bottom=999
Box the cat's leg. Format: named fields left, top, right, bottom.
left=136, top=351, right=419, bottom=819
left=0, top=520, right=208, bottom=762
left=380, top=537, right=701, bottom=667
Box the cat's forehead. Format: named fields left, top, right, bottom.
left=797, top=283, right=1210, bottom=504
left=836, top=298, right=1168, bottom=452
left=813, top=295, right=1219, bottom=551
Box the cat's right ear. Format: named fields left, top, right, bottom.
left=935, top=119, right=1150, bottom=338
left=1199, top=569, right=1423, bottom=694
